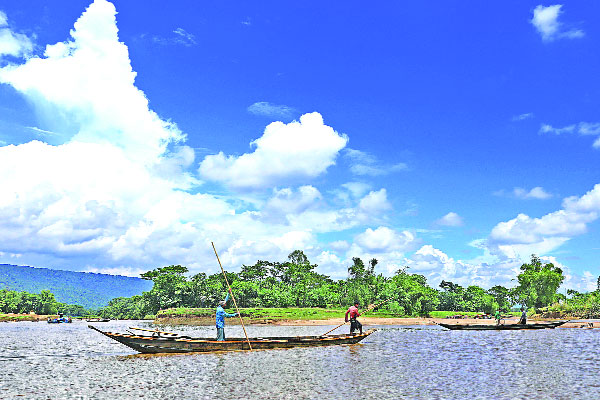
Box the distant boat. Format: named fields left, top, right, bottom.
left=47, top=316, right=72, bottom=324
left=86, top=318, right=111, bottom=322
left=88, top=325, right=376, bottom=353
left=437, top=321, right=568, bottom=330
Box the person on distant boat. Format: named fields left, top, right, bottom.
left=216, top=289, right=237, bottom=341
left=495, top=309, right=502, bottom=326
left=518, top=307, right=527, bottom=325
left=345, top=301, right=363, bottom=334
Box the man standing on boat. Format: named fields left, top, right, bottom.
left=495, top=309, right=502, bottom=326
left=216, top=289, right=237, bottom=341
left=345, top=301, right=363, bottom=335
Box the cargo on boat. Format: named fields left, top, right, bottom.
left=437, top=321, right=568, bottom=330
left=88, top=325, right=376, bottom=353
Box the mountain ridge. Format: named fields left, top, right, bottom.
left=0, top=264, right=153, bottom=309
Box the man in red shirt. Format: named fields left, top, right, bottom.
left=345, top=301, right=363, bottom=334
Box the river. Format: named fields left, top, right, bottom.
left=0, top=320, right=599, bottom=399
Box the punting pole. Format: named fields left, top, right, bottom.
left=322, top=299, right=391, bottom=336
left=212, top=242, right=253, bottom=351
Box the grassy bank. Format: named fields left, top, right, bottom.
left=155, top=307, right=398, bottom=325
left=0, top=313, right=44, bottom=322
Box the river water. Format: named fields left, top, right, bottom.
left=0, top=320, right=599, bottom=399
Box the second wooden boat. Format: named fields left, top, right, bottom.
left=88, top=325, right=376, bottom=353
left=437, top=321, right=568, bottom=330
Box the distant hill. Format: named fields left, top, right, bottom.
left=0, top=264, right=153, bottom=309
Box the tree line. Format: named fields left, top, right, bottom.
left=4, top=252, right=597, bottom=320
left=96, top=252, right=585, bottom=319
left=0, top=288, right=87, bottom=316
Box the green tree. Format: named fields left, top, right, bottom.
left=38, top=290, right=58, bottom=314
left=488, top=285, right=513, bottom=311
left=514, top=254, right=565, bottom=311
left=140, top=265, right=192, bottom=314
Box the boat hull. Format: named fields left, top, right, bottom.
left=89, top=325, right=376, bottom=353
left=438, top=321, right=568, bottom=330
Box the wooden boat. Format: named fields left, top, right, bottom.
left=437, top=320, right=568, bottom=330
left=88, top=325, right=376, bottom=353
left=86, top=318, right=111, bottom=322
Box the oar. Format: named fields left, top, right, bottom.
left=322, top=299, right=391, bottom=336
left=212, top=242, right=253, bottom=351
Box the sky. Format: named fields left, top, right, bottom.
left=0, top=1, right=599, bottom=291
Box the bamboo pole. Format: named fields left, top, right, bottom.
left=322, top=299, right=391, bottom=336
left=211, top=242, right=253, bottom=350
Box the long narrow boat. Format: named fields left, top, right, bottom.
left=437, top=321, right=568, bottom=330
left=88, top=325, right=376, bottom=353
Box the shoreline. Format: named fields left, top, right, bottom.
left=270, top=317, right=598, bottom=329
left=155, top=316, right=599, bottom=329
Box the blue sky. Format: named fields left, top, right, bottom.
left=0, top=1, right=598, bottom=290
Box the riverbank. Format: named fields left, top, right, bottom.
left=154, top=308, right=598, bottom=328
left=268, top=317, right=598, bottom=329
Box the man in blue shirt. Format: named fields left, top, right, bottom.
left=216, top=290, right=237, bottom=341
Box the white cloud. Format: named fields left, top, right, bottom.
left=328, top=240, right=350, bottom=252
left=513, top=186, right=553, bottom=200
left=0, top=0, right=186, bottom=166
left=487, top=184, right=600, bottom=259
left=340, top=182, right=371, bottom=199
left=435, top=212, right=464, bottom=227
left=0, top=0, right=333, bottom=274
left=531, top=5, right=584, bottom=42
left=259, top=186, right=322, bottom=223
left=85, top=266, right=147, bottom=277
left=358, top=189, right=391, bottom=214
left=540, top=122, right=600, bottom=149
left=345, top=148, right=407, bottom=176
left=27, top=126, right=60, bottom=137
left=247, top=102, right=296, bottom=119
left=199, top=112, right=348, bottom=189
left=147, top=28, right=197, bottom=47
left=0, top=11, right=34, bottom=58
left=404, top=245, right=520, bottom=289
left=354, top=227, right=417, bottom=253
left=540, top=123, right=576, bottom=135
left=172, top=28, right=196, bottom=46
left=512, top=113, right=534, bottom=121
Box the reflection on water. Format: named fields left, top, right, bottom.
left=0, top=320, right=599, bottom=399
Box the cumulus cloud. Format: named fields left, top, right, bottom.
left=354, top=227, right=417, bottom=253
left=0, top=0, right=328, bottom=274
left=435, top=212, right=464, bottom=227
left=531, top=5, right=584, bottom=41
left=487, top=184, right=600, bottom=259
left=247, top=102, right=296, bottom=119
left=0, top=0, right=186, bottom=166
left=404, top=245, right=521, bottom=289
left=0, top=1, right=396, bottom=276
left=358, top=189, right=391, bottom=214
left=345, top=148, right=407, bottom=176
left=0, top=10, right=34, bottom=59
left=199, top=112, right=348, bottom=189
